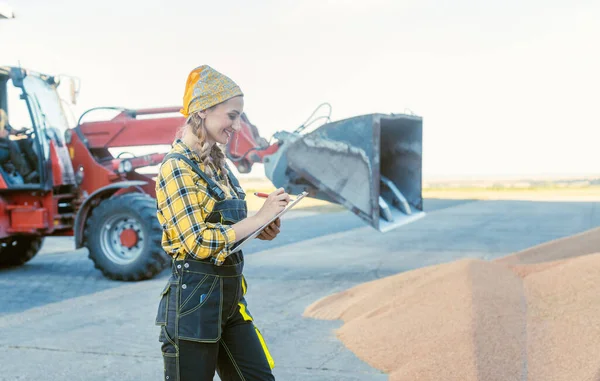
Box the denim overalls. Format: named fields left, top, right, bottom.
left=155, top=153, right=275, bottom=381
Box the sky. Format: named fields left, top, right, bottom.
left=1, top=0, right=599, bottom=179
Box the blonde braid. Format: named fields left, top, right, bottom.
left=210, top=144, right=233, bottom=192
left=185, top=113, right=215, bottom=177
left=184, top=112, right=233, bottom=196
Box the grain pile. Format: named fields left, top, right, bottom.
left=304, top=227, right=600, bottom=380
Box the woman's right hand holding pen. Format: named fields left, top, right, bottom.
left=231, top=188, right=290, bottom=243
left=255, top=188, right=291, bottom=224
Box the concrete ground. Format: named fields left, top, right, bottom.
left=0, top=198, right=598, bottom=380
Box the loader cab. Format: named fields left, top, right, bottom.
left=0, top=66, right=75, bottom=190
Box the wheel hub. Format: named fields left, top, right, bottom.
left=100, top=214, right=145, bottom=265
left=119, top=229, right=138, bottom=248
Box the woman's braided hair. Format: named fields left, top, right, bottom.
left=177, top=110, right=233, bottom=194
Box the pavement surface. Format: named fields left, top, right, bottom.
left=0, top=198, right=598, bottom=380
left=0, top=199, right=465, bottom=317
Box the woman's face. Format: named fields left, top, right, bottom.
left=203, top=96, right=244, bottom=145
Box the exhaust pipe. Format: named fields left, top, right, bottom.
left=264, top=113, right=425, bottom=232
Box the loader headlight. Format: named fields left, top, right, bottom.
left=75, top=165, right=84, bottom=185
left=118, top=160, right=133, bottom=173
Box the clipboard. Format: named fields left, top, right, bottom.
left=231, top=191, right=309, bottom=253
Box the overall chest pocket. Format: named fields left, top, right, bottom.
left=177, top=271, right=223, bottom=343
left=206, top=199, right=247, bottom=225
left=217, top=208, right=246, bottom=224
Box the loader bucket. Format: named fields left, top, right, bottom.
left=264, top=113, right=425, bottom=232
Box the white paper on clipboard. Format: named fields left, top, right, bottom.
left=231, top=191, right=309, bottom=253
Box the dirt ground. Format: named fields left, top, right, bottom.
left=304, top=224, right=600, bottom=380
left=239, top=178, right=600, bottom=212
left=423, top=188, right=600, bottom=202
left=238, top=179, right=342, bottom=212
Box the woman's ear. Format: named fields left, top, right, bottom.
left=197, top=111, right=207, bottom=119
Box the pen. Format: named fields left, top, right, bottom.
left=255, top=192, right=296, bottom=202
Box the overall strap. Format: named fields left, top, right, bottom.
left=163, top=153, right=226, bottom=201
left=223, top=163, right=246, bottom=200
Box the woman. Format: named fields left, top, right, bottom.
left=154, top=65, right=288, bottom=380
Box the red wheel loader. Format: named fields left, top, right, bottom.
left=0, top=66, right=424, bottom=281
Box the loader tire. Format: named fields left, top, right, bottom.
left=84, top=193, right=169, bottom=281
left=0, top=236, right=44, bottom=268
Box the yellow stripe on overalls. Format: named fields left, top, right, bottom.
left=239, top=276, right=252, bottom=321
left=255, top=326, right=275, bottom=369
left=238, top=302, right=253, bottom=322
left=238, top=276, right=274, bottom=369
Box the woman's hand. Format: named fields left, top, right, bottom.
left=232, top=188, right=289, bottom=243
left=255, top=188, right=290, bottom=225
left=256, top=218, right=280, bottom=241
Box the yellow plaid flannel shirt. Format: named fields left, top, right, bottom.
left=156, top=139, right=237, bottom=263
